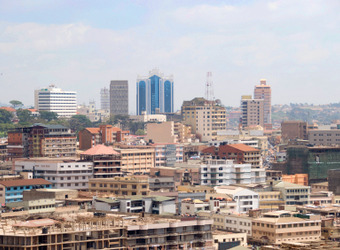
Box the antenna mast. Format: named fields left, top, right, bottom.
left=205, top=72, right=214, bottom=101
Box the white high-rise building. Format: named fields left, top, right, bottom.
left=100, top=87, right=110, bottom=111
left=34, top=85, right=77, bottom=118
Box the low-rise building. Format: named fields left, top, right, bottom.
left=252, top=211, right=321, bottom=244
left=212, top=231, right=247, bottom=249
left=14, top=158, right=93, bottom=190
left=282, top=174, right=308, bottom=186
left=258, top=191, right=284, bottom=211
left=89, top=176, right=150, bottom=196
left=181, top=199, right=220, bottom=215
left=311, top=181, right=329, bottom=192
left=149, top=177, right=175, bottom=192
left=273, top=181, right=310, bottom=206
left=93, top=196, right=176, bottom=215
left=310, top=191, right=333, bottom=206
left=0, top=178, right=52, bottom=204
left=214, top=186, right=259, bottom=213
left=154, top=143, right=184, bottom=167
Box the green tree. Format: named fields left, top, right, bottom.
left=39, top=111, right=58, bottom=122
left=69, top=115, right=93, bottom=134
left=9, top=100, right=23, bottom=109
left=0, top=123, right=15, bottom=137
left=108, top=114, right=130, bottom=129
left=16, top=109, right=33, bottom=124
left=135, top=129, right=145, bottom=135
left=0, top=109, right=13, bottom=123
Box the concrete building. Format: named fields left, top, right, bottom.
left=7, top=123, right=76, bottom=158
left=100, top=87, right=110, bottom=111
left=200, top=159, right=252, bottom=186
left=254, top=79, right=271, bottom=128
left=308, top=129, right=340, bottom=146
left=252, top=211, right=321, bottom=244
left=115, top=147, right=155, bottom=174
left=34, top=84, right=77, bottom=118
left=214, top=186, right=259, bottom=213
left=149, top=177, right=175, bottom=192
left=200, top=211, right=253, bottom=236
left=281, top=121, right=308, bottom=142
left=150, top=166, right=200, bottom=186
left=78, top=125, right=127, bottom=150
left=273, top=181, right=310, bottom=206
left=145, top=121, right=177, bottom=143
left=181, top=199, right=221, bottom=215
left=0, top=213, right=214, bottom=250
left=311, top=181, right=328, bottom=192
left=153, top=143, right=184, bottom=167
left=213, top=231, right=247, bottom=249
left=328, top=169, right=340, bottom=195
left=89, top=176, right=150, bottom=196
left=240, top=95, right=264, bottom=129
left=110, top=80, right=129, bottom=115
left=202, top=143, right=262, bottom=168
left=0, top=178, right=52, bottom=204
left=136, top=68, right=174, bottom=115
left=14, top=158, right=93, bottom=190
left=80, top=145, right=121, bottom=178
left=94, top=196, right=176, bottom=215
left=282, top=174, right=308, bottom=186
left=181, top=97, right=226, bottom=142
left=258, top=191, right=284, bottom=211
left=130, top=113, right=167, bottom=123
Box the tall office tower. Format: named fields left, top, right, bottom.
left=254, top=79, right=271, bottom=128
left=110, top=80, right=129, bottom=115
left=136, top=68, right=174, bottom=115
left=34, top=85, right=77, bottom=118
left=181, top=97, right=226, bottom=142
left=240, top=95, right=264, bottom=128
left=100, top=87, right=110, bottom=110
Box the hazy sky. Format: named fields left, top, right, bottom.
left=1, top=0, right=340, bottom=113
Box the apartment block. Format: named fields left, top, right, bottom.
left=202, top=143, right=262, bottom=168
left=115, top=148, right=155, bottom=174
left=153, top=143, right=183, bottom=167
left=80, top=145, right=121, bottom=178
left=181, top=97, right=226, bottom=142
left=7, top=124, right=76, bottom=158
left=89, top=176, right=150, bottom=196
left=254, top=79, right=272, bottom=127
left=14, top=158, right=93, bottom=190
left=200, top=159, right=252, bottom=186
left=240, top=95, right=264, bottom=129
left=252, top=211, right=321, bottom=244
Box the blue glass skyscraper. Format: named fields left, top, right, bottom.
left=136, top=69, right=174, bottom=115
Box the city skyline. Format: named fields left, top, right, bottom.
left=1, top=1, right=340, bottom=113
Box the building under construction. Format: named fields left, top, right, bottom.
left=286, top=145, right=340, bottom=184
left=0, top=212, right=214, bottom=249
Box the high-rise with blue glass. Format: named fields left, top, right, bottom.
left=136, top=69, right=174, bottom=115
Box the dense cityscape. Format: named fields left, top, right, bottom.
left=1, top=1, right=340, bottom=250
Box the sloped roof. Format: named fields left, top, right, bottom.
left=226, top=144, right=259, bottom=152
left=85, top=128, right=100, bottom=134
left=0, top=178, right=52, bottom=187
left=81, top=144, right=120, bottom=155
left=0, top=107, right=16, bottom=112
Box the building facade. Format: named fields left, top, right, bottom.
left=110, top=80, right=129, bottom=115
left=136, top=68, right=174, bottom=115
left=181, top=97, right=226, bottom=142
left=14, top=159, right=93, bottom=190
left=100, top=87, right=110, bottom=111
left=254, top=79, right=271, bottom=127
left=240, top=95, right=264, bottom=128
left=281, top=121, right=308, bottom=142
left=34, top=84, right=77, bottom=118
left=7, top=124, right=77, bottom=158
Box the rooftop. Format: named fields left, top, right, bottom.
left=81, top=144, right=120, bottom=156
left=0, top=178, right=51, bottom=187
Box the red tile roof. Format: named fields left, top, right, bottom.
left=0, top=178, right=52, bottom=187
left=81, top=144, right=120, bottom=155
left=85, top=128, right=100, bottom=134
left=226, top=144, right=259, bottom=152
left=0, top=107, right=16, bottom=112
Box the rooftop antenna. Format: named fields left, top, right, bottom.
left=205, top=72, right=214, bottom=101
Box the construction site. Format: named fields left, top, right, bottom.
left=0, top=212, right=214, bottom=250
